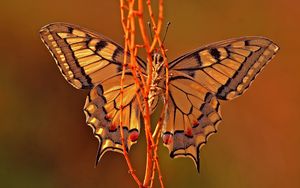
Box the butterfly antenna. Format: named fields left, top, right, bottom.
left=162, top=22, right=171, bottom=45
left=148, top=21, right=153, bottom=41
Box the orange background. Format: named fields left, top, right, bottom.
left=1, top=0, right=299, bottom=187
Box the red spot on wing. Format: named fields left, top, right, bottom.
left=185, top=127, right=193, bottom=137
left=162, top=133, right=173, bottom=145
left=192, top=120, right=199, bottom=128
left=105, top=114, right=112, bottom=121
left=109, top=123, right=117, bottom=131
left=129, top=130, right=139, bottom=142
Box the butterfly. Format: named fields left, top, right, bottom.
left=40, top=22, right=279, bottom=171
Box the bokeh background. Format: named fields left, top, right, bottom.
left=1, top=0, right=299, bottom=187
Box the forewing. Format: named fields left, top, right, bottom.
left=40, top=22, right=146, bottom=89
left=162, top=71, right=222, bottom=171
left=169, top=37, right=279, bottom=100
left=84, top=72, right=142, bottom=164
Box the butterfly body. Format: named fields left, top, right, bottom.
left=148, top=53, right=165, bottom=111
left=40, top=22, right=279, bottom=170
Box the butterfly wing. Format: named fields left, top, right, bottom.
left=169, top=37, right=279, bottom=100
left=84, top=72, right=142, bottom=164
left=163, top=71, right=222, bottom=171
left=40, top=22, right=146, bottom=89
left=40, top=23, right=145, bottom=163
left=164, top=37, right=279, bottom=170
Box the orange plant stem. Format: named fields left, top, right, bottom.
left=147, top=0, right=164, bottom=51
left=119, top=0, right=167, bottom=187
left=119, top=0, right=142, bottom=186
left=135, top=1, right=156, bottom=187
left=151, top=127, right=164, bottom=188
left=146, top=1, right=167, bottom=187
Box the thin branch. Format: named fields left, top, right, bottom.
left=119, top=0, right=142, bottom=186
left=119, top=0, right=167, bottom=187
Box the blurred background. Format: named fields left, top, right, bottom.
left=1, top=0, right=299, bottom=187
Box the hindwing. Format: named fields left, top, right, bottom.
left=163, top=72, right=222, bottom=170
left=84, top=72, right=142, bottom=163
